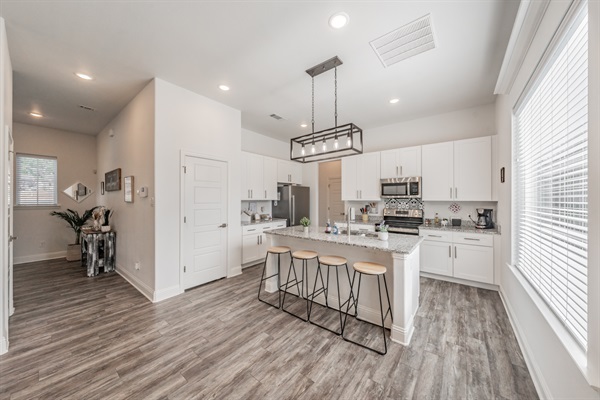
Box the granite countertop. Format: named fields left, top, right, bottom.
left=419, top=222, right=500, bottom=235
left=265, top=226, right=423, bottom=255
left=333, top=216, right=382, bottom=226
left=241, top=218, right=287, bottom=227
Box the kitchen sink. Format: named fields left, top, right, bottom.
left=340, top=230, right=379, bottom=238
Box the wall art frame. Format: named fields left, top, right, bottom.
left=105, top=168, right=121, bottom=191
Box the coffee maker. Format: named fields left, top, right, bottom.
left=475, top=208, right=494, bottom=229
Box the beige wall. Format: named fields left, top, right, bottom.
left=318, top=160, right=341, bottom=226
left=13, top=123, right=97, bottom=264
left=96, top=80, right=155, bottom=300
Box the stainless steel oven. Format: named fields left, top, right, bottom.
left=380, top=177, right=421, bottom=199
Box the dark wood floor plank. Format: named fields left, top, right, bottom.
left=0, top=259, right=538, bottom=399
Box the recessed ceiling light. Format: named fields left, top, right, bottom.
left=329, top=12, right=349, bottom=29
left=218, top=84, right=230, bottom=91
left=75, top=72, right=93, bottom=80
left=29, top=112, right=43, bottom=118
left=300, top=123, right=307, bottom=128
left=389, top=98, right=400, bottom=104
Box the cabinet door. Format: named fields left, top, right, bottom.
left=248, top=153, right=263, bottom=199
left=241, top=153, right=252, bottom=200
left=290, top=162, right=303, bottom=184
left=258, top=233, right=269, bottom=256
left=380, top=150, right=399, bottom=179
left=421, top=142, right=454, bottom=201
left=242, top=233, right=261, bottom=264
left=341, top=157, right=358, bottom=200
left=277, top=160, right=291, bottom=183
left=420, top=240, right=453, bottom=277
left=263, top=157, right=278, bottom=200
left=398, top=146, right=421, bottom=177
left=453, top=244, right=494, bottom=284
left=454, top=136, right=492, bottom=201
left=356, top=152, right=381, bottom=200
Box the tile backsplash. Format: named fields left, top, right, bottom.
left=423, top=201, right=498, bottom=223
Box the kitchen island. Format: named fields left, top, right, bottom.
left=264, top=226, right=423, bottom=345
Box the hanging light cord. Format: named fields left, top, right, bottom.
left=311, top=76, right=315, bottom=135
left=334, top=66, right=338, bottom=128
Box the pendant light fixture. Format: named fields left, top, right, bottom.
left=290, top=56, right=363, bottom=163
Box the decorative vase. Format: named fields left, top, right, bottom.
left=101, top=225, right=111, bottom=232
left=378, top=232, right=389, bottom=241
left=362, top=214, right=369, bottom=222
left=303, top=226, right=309, bottom=233
left=66, top=244, right=81, bottom=262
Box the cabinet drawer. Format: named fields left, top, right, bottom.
left=453, top=232, right=493, bottom=247
left=419, top=230, right=452, bottom=243
left=242, top=225, right=262, bottom=235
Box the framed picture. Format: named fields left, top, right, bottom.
left=105, top=168, right=121, bottom=191
left=124, top=176, right=134, bottom=203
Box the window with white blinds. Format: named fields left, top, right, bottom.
left=15, top=153, right=58, bottom=206
left=513, top=7, right=588, bottom=348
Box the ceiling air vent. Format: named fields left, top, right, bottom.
left=269, top=113, right=284, bottom=121
left=370, top=14, right=436, bottom=68
left=79, top=105, right=95, bottom=111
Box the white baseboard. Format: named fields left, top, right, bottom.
left=499, top=287, right=550, bottom=399
left=0, top=336, right=7, bottom=355
left=228, top=265, right=242, bottom=278
left=153, top=285, right=183, bottom=302
left=391, top=322, right=414, bottom=346
left=14, top=251, right=67, bottom=265
left=116, top=266, right=154, bottom=303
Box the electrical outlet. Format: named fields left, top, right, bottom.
left=39, top=241, right=45, bottom=248
left=134, top=262, right=141, bottom=270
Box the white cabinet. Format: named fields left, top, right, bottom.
left=242, top=221, right=287, bottom=265
left=421, top=137, right=492, bottom=201
left=341, top=153, right=381, bottom=201
left=380, top=146, right=421, bottom=179
left=419, top=229, right=494, bottom=285
left=241, top=152, right=278, bottom=200
left=277, top=160, right=302, bottom=184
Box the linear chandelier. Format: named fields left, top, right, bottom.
left=290, top=56, right=363, bottom=163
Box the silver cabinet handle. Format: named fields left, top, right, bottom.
left=400, top=166, right=403, bottom=176
left=450, top=187, right=453, bottom=199
left=247, top=228, right=256, bottom=232
left=455, top=246, right=457, bottom=258
left=218, top=223, right=227, bottom=228
left=248, top=189, right=250, bottom=198
left=464, top=237, right=480, bottom=241
left=428, top=234, right=442, bottom=238
left=257, top=236, right=260, bottom=245
left=264, top=190, right=267, bottom=199
left=455, top=187, right=457, bottom=198
left=449, top=245, right=451, bottom=257
left=259, top=235, right=262, bottom=244
left=396, top=166, right=399, bottom=176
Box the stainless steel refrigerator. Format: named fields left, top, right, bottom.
left=272, top=185, right=310, bottom=227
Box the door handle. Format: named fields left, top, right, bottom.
left=218, top=223, right=227, bottom=228
left=9, top=235, right=17, bottom=243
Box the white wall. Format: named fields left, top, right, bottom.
left=12, top=123, right=97, bottom=264
left=0, top=16, right=13, bottom=355
left=318, top=161, right=341, bottom=226
left=96, top=80, right=155, bottom=301
left=364, top=103, right=496, bottom=152
left=241, top=128, right=288, bottom=159
left=154, top=78, right=242, bottom=299
left=495, top=1, right=599, bottom=398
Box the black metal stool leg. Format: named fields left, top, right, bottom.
left=281, top=257, right=309, bottom=322
left=377, top=276, right=388, bottom=355
left=258, top=251, right=282, bottom=309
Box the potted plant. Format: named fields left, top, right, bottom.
left=378, top=223, right=389, bottom=241
left=300, top=217, right=311, bottom=233
left=50, top=206, right=98, bottom=261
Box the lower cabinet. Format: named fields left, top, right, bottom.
left=242, top=221, right=287, bottom=265
left=419, top=229, right=494, bottom=285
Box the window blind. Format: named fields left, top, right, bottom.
left=15, top=154, right=58, bottom=206
left=513, top=9, right=588, bottom=348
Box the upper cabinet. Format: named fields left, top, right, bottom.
left=277, top=160, right=302, bottom=185
left=342, top=152, right=381, bottom=201
left=422, top=136, right=492, bottom=201
left=241, top=152, right=278, bottom=200
left=380, top=146, right=421, bottom=179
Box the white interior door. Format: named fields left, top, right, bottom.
left=5, top=126, right=13, bottom=316
left=183, top=156, right=228, bottom=290
left=328, top=177, right=344, bottom=222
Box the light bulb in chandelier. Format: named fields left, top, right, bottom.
left=346, top=134, right=352, bottom=147
left=311, top=142, right=316, bottom=154
left=334, top=136, right=339, bottom=149
left=322, top=139, right=327, bottom=152
left=301, top=145, right=305, bottom=156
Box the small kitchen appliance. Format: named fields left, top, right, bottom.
left=474, top=208, right=494, bottom=229
left=380, top=177, right=421, bottom=199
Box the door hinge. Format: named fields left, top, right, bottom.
left=184, top=265, right=186, bottom=273
left=183, top=166, right=187, bottom=173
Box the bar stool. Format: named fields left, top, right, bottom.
left=257, top=246, right=292, bottom=309
left=281, top=250, right=318, bottom=322
left=342, top=261, right=393, bottom=355
left=308, top=255, right=357, bottom=335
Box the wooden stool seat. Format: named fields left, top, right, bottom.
left=268, top=246, right=291, bottom=254
left=319, top=255, right=347, bottom=266
left=353, top=261, right=387, bottom=275
left=292, top=250, right=318, bottom=260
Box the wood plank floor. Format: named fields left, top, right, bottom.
left=0, top=258, right=538, bottom=399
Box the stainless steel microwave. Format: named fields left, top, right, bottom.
left=380, top=177, right=421, bottom=199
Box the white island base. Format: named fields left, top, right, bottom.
left=265, top=227, right=422, bottom=346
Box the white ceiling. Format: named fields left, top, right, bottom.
left=0, top=1, right=519, bottom=140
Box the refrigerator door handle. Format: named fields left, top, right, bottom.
left=291, top=195, right=296, bottom=226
